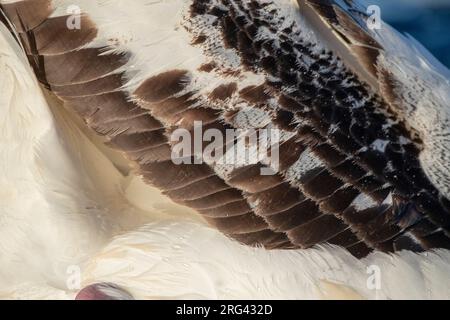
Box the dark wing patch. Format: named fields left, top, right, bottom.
left=4, top=0, right=450, bottom=258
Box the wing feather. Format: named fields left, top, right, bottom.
left=2, top=0, right=450, bottom=257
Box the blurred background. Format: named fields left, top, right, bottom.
left=370, top=0, right=450, bottom=67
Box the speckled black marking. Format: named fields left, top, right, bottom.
left=188, top=0, right=450, bottom=253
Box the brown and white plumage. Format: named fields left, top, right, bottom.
left=0, top=0, right=450, bottom=299
left=0, top=1, right=450, bottom=256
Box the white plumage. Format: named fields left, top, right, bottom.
left=0, top=0, right=450, bottom=299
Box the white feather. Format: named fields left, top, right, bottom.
left=1, top=1, right=450, bottom=300
left=368, top=20, right=450, bottom=199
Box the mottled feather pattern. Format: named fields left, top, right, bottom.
left=184, top=0, right=450, bottom=252
left=1, top=0, right=450, bottom=258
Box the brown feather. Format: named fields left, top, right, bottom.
left=1, top=0, right=52, bottom=32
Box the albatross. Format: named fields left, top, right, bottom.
left=0, top=0, right=449, bottom=299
